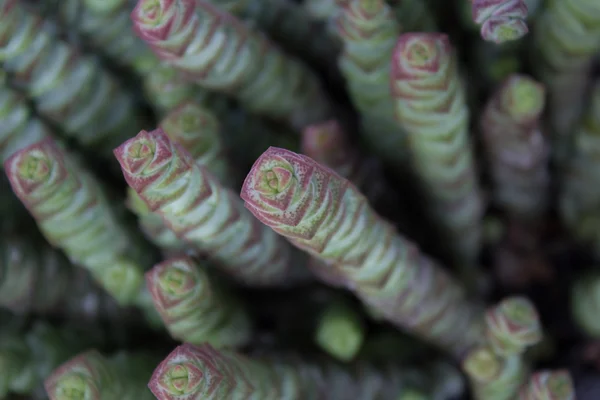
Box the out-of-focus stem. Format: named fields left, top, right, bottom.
left=471, top=0, right=529, bottom=44
left=114, top=129, right=306, bottom=287
left=45, top=350, right=155, bottom=400
left=336, top=0, right=408, bottom=170
left=149, top=343, right=445, bottom=399
left=314, top=299, right=365, bottom=362
left=4, top=138, right=155, bottom=310
left=480, top=74, right=550, bottom=221
left=0, top=0, right=143, bottom=154
left=390, top=33, right=485, bottom=265
left=146, top=257, right=252, bottom=347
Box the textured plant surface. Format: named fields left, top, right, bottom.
left=146, top=257, right=252, bottom=347
left=314, top=299, right=365, bottom=362
left=560, top=83, right=600, bottom=249
left=471, top=0, right=529, bottom=43
left=148, top=343, right=451, bottom=400
left=45, top=350, right=155, bottom=400
left=391, top=33, right=484, bottom=265
left=0, top=0, right=142, bottom=154
left=132, top=0, right=331, bottom=130
left=206, top=0, right=339, bottom=71
left=336, top=0, right=408, bottom=168
left=241, top=147, right=483, bottom=356
left=485, top=296, right=543, bottom=356
left=4, top=139, right=152, bottom=306
left=388, top=0, right=437, bottom=32
left=463, top=346, right=527, bottom=400
left=532, top=0, right=600, bottom=163
left=480, top=74, right=549, bottom=220
left=114, top=128, right=303, bottom=287
left=519, top=370, right=575, bottom=400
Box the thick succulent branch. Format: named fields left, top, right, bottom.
left=336, top=0, right=408, bottom=169
left=131, top=0, right=332, bottom=130
left=45, top=0, right=158, bottom=74
left=471, top=0, right=529, bottom=44
left=0, top=0, right=142, bottom=154
left=160, top=102, right=235, bottom=187
left=390, top=33, right=485, bottom=265
left=0, top=322, right=101, bottom=399
left=114, top=128, right=304, bottom=287
left=241, top=147, right=483, bottom=357
left=301, top=120, right=384, bottom=202
left=532, top=0, right=600, bottom=163
left=4, top=138, right=155, bottom=307
left=480, top=74, right=550, bottom=220
left=149, top=343, right=454, bottom=399
left=146, top=256, right=252, bottom=347
left=560, top=83, right=600, bottom=250
left=0, top=75, right=49, bottom=164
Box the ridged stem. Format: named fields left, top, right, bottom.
left=241, top=147, right=483, bottom=357
left=131, top=0, right=332, bottom=130
left=146, top=256, right=252, bottom=347
left=390, top=33, right=485, bottom=265
left=114, top=128, right=304, bottom=287
left=0, top=0, right=142, bottom=154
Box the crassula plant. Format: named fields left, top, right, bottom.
left=45, top=350, right=156, bottom=400
left=114, top=128, right=306, bottom=287
left=4, top=138, right=155, bottom=309
left=131, top=0, right=332, bottom=130
left=146, top=257, right=252, bottom=348
left=241, top=147, right=483, bottom=357
left=390, top=32, right=484, bottom=266
left=0, top=0, right=142, bottom=154
left=471, top=0, right=529, bottom=44
left=519, top=370, right=575, bottom=400
left=148, top=343, right=447, bottom=399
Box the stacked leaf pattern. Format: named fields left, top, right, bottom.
left=146, top=257, right=252, bottom=347
left=241, top=147, right=483, bottom=356
left=131, top=0, right=332, bottom=130
left=391, top=33, right=484, bottom=264
left=114, top=128, right=302, bottom=287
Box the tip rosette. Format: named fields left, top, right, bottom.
left=241, top=147, right=348, bottom=244
left=499, top=75, right=545, bottom=124
left=149, top=344, right=233, bottom=400
left=131, top=0, right=197, bottom=58
left=114, top=128, right=189, bottom=199
left=162, top=103, right=219, bottom=150
left=473, top=0, right=529, bottom=44
left=485, top=297, right=542, bottom=356
left=4, top=138, right=66, bottom=212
